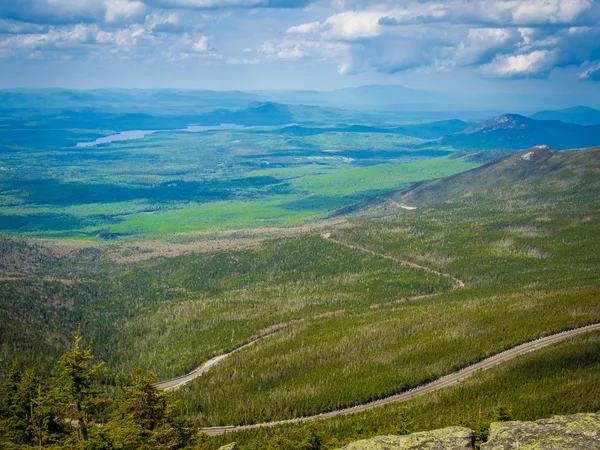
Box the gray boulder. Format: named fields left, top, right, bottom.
left=482, top=413, right=600, bottom=449
left=217, top=443, right=239, bottom=450
left=338, top=426, right=475, bottom=450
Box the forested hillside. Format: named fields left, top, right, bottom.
left=1, top=146, right=599, bottom=449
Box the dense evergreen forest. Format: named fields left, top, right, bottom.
left=0, top=327, right=201, bottom=450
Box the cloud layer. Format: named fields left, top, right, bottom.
left=1, top=0, right=599, bottom=81
left=272, top=0, right=600, bottom=79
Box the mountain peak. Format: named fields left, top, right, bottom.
left=513, top=145, right=556, bottom=163
left=463, top=114, right=533, bottom=134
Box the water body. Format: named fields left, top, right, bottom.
left=77, top=130, right=156, bottom=148
left=76, top=124, right=282, bottom=147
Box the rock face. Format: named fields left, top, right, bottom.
left=481, top=413, right=600, bottom=450
left=217, top=443, right=238, bottom=450
left=338, top=426, right=475, bottom=450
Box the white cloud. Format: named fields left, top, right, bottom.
left=507, top=0, right=592, bottom=25
left=257, top=0, right=600, bottom=77
left=286, top=21, right=320, bottom=34
left=193, top=35, right=208, bottom=51
left=324, top=10, right=383, bottom=39
left=455, top=28, right=522, bottom=66
left=484, top=50, right=556, bottom=77
left=1, top=0, right=599, bottom=80
left=142, top=0, right=312, bottom=9
left=105, top=0, right=147, bottom=23
left=579, top=62, right=600, bottom=80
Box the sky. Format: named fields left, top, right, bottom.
left=1, top=0, right=600, bottom=95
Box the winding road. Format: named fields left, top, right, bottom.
left=200, top=322, right=600, bottom=436
left=156, top=234, right=463, bottom=390
left=153, top=234, right=598, bottom=436
left=321, top=234, right=465, bottom=289
left=156, top=338, right=267, bottom=390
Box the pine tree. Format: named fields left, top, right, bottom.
left=0, top=361, right=32, bottom=445
left=57, top=325, right=104, bottom=442
left=105, top=369, right=198, bottom=450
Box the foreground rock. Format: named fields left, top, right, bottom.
left=481, top=413, right=600, bottom=450
left=217, top=443, right=238, bottom=450
left=339, top=426, right=475, bottom=450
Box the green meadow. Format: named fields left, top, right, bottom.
left=0, top=129, right=475, bottom=239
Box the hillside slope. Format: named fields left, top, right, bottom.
left=390, top=145, right=600, bottom=206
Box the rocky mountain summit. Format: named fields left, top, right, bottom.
left=338, top=426, right=475, bottom=449
left=331, top=413, right=600, bottom=450
left=482, top=413, right=600, bottom=450
left=216, top=413, right=599, bottom=449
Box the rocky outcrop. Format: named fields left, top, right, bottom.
left=338, top=426, right=475, bottom=450
left=481, top=413, right=600, bottom=450
left=217, top=443, right=239, bottom=450
left=338, top=413, right=600, bottom=450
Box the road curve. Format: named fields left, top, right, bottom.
left=156, top=338, right=268, bottom=390
left=156, top=312, right=343, bottom=390
left=321, top=234, right=465, bottom=289
left=157, top=234, right=462, bottom=391
left=201, top=322, right=600, bottom=436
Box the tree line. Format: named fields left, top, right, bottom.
left=0, top=326, right=201, bottom=450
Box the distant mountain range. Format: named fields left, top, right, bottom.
left=270, top=119, right=472, bottom=139
left=251, top=85, right=446, bottom=110
left=3, top=87, right=600, bottom=151
left=437, top=114, right=600, bottom=150
left=4, top=86, right=600, bottom=113
left=530, top=106, right=600, bottom=126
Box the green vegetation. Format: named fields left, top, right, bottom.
left=2, top=93, right=599, bottom=450
left=170, top=149, right=599, bottom=427
left=0, top=127, right=474, bottom=239
left=207, top=330, right=600, bottom=449
left=0, top=329, right=199, bottom=449
left=2, top=148, right=597, bottom=441
left=0, top=235, right=453, bottom=378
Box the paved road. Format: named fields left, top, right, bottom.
left=200, top=322, right=600, bottom=436
left=157, top=235, right=463, bottom=391
left=156, top=338, right=266, bottom=390
left=155, top=235, right=598, bottom=435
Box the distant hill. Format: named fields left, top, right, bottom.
left=531, top=106, right=600, bottom=125
left=263, top=119, right=471, bottom=139
left=437, top=114, right=600, bottom=150
left=392, top=119, right=472, bottom=139
left=251, top=84, right=447, bottom=110
left=252, top=85, right=600, bottom=111
left=0, top=88, right=259, bottom=110
left=207, top=102, right=295, bottom=125
left=390, top=145, right=600, bottom=205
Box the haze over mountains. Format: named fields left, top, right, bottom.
left=3, top=88, right=600, bottom=153
left=531, top=106, right=600, bottom=126
left=3, top=85, right=600, bottom=114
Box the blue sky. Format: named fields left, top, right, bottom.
left=1, top=0, right=600, bottom=94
